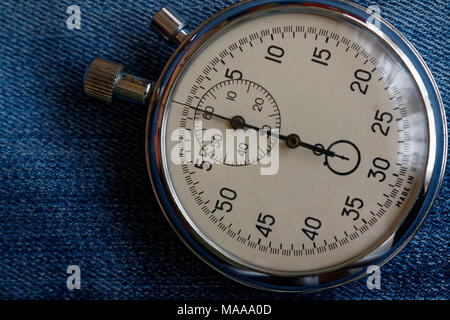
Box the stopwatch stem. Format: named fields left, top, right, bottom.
left=151, top=7, right=191, bottom=45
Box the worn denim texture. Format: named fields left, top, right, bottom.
left=0, top=0, right=448, bottom=299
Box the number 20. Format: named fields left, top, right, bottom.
left=350, top=69, right=372, bottom=95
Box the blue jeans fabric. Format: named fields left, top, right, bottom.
left=0, top=0, right=448, bottom=299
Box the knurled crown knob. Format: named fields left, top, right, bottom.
left=83, top=57, right=153, bottom=105
left=84, top=57, right=124, bottom=103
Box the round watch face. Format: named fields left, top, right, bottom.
left=147, top=1, right=444, bottom=289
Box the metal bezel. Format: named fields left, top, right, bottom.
left=145, top=0, right=447, bottom=291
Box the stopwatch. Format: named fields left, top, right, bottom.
left=83, top=0, right=447, bottom=291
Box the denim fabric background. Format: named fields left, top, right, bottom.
left=0, top=0, right=448, bottom=300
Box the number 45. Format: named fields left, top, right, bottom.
left=255, top=213, right=275, bottom=238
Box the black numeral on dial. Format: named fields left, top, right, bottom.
left=226, top=90, right=237, bottom=102
left=213, top=187, right=237, bottom=213
left=341, top=196, right=364, bottom=221
left=265, top=45, right=285, bottom=64
left=252, top=97, right=264, bottom=112
left=237, top=143, right=248, bottom=157
left=255, top=213, right=275, bottom=238
left=350, top=69, right=372, bottom=95
left=367, top=157, right=390, bottom=182
left=371, top=110, right=393, bottom=137
left=302, top=217, right=322, bottom=241
left=225, top=68, right=243, bottom=80
left=202, top=106, right=214, bottom=120
left=194, top=160, right=212, bottom=171
left=311, top=47, right=331, bottom=66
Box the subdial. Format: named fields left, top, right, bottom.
left=193, top=79, right=281, bottom=166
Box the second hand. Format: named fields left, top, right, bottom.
left=171, top=100, right=348, bottom=160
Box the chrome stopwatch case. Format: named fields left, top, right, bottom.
left=83, top=0, right=447, bottom=291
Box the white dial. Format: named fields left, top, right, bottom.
left=161, top=9, right=430, bottom=274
